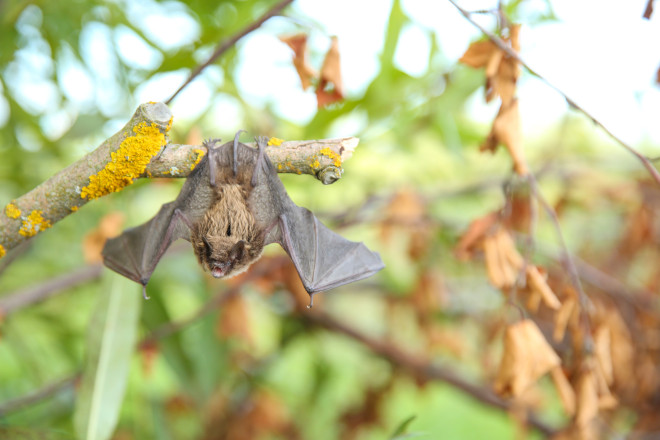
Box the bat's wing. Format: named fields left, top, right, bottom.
left=102, top=152, right=216, bottom=293
left=102, top=201, right=191, bottom=286
left=277, top=208, right=385, bottom=296
left=247, top=141, right=384, bottom=301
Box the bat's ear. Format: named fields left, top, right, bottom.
left=229, top=240, right=246, bottom=261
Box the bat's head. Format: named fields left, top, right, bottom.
left=193, top=235, right=264, bottom=279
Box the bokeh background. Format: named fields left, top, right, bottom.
left=1, top=1, right=660, bottom=439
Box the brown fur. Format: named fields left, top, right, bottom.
left=191, top=184, right=264, bottom=277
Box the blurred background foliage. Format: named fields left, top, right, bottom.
left=1, top=0, right=658, bottom=439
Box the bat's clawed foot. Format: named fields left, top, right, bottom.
left=203, top=138, right=222, bottom=150
left=232, top=130, right=246, bottom=177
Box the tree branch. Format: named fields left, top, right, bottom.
left=0, top=102, right=359, bottom=256
left=303, top=310, right=557, bottom=437
left=447, top=0, right=660, bottom=187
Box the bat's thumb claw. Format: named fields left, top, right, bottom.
left=142, top=285, right=151, bottom=300
left=306, top=293, right=315, bottom=309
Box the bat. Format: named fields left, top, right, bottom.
left=102, top=132, right=384, bottom=306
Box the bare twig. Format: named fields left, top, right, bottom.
left=447, top=0, right=660, bottom=187
left=0, top=375, right=78, bottom=416
left=303, top=310, right=557, bottom=437
left=0, top=264, right=103, bottom=315
left=165, top=0, right=295, bottom=105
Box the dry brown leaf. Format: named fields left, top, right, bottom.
left=482, top=99, right=529, bottom=175
left=83, top=212, right=125, bottom=263
left=526, top=265, right=561, bottom=310
left=483, top=228, right=522, bottom=290
left=554, top=293, right=577, bottom=342
left=459, top=40, right=498, bottom=69
left=454, top=211, right=499, bottom=260
left=483, top=234, right=506, bottom=289
left=526, top=289, right=542, bottom=313
left=495, top=319, right=561, bottom=397
left=280, top=34, right=318, bottom=90
left=459, top=25, right=520, bottom=106
left=551, top=366, right=576, bottom=415
left=575, top=370, right=599, bottom=428
left=593, top=325, right=613, bottom=385
left=316, top=36, right=344, bottom=107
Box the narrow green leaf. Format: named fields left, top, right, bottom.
left=389, top=415, right=417, bottom=439
left=74, top=272, right=142, bottom=440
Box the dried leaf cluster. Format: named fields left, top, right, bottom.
left=280, top=34, right=344, bottom=108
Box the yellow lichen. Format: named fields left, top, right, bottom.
left=166, top=117, right=173, bottom=132
left=277, top=163, right=283, bottom=170
left=319, top=147, right=342, bottom=167
left=5, top=203, right=21, bottom=219
left=19, top=210, right=52, bottom=237
left=268, top=137, right=284, bottom=147
left=71, top=206, right=79, bottom=212
left=310, top=159, right=320, bottom=170
left=0, top=244, right=5, bottom=259
left=191, top=148, right=206, bottom=170
left=80, top=122, right=167, bottom=200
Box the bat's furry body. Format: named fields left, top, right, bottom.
left=102, top=134, right=384, bottom=305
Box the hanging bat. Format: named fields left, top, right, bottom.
left=102, top=132, right=384, bottom=306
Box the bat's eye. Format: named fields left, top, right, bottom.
left=226, top=223, right=231, bottom=236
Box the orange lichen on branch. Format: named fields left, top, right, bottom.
left=190, top=148, right=206, bottom=171
left=0, top=244, right=5, bottom=259
left=319, top=147, right=342, bottom=167
left=19, top=210, right=52, bottom=237
left=80, top=122, right=167, bottom=200
left=5, top=203, right=21, bottom=219
left=267, top=137, right=284, bottom=147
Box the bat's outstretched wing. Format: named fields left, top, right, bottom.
left=247, top=138, right=384, bottom=302
left=102, top=146, right=217, bottom=294
left=278, top=209, right=385, bottom=296
left=102, top=202, right=191, bottom=290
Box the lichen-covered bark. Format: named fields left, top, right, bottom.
left=144, top=137, right=358, bottom=184
left=0, top=102, right=360, bottom=255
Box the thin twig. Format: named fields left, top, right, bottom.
left=447, top=0, right=660, bottom=187
left=303, top=310, right=557, bottom=437
left=165, top=0, right=295, bottom=105
left=0, top=375, right=78, bottom=416
left=0, top=264, right=103, bottom=315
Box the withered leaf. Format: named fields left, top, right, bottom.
left=454, top=211, right=499, bottom=260
left=526, top=265, right=561, bottom=310
left=482, top=99, right=529, bottom=175
left=316, top=36, right=344, bottom=108
left=495, top=319, right=561, bottom=397
left=280, top=34, right=318, bottom=90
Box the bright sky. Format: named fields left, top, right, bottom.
left=5, top=0, right=660, bottom=151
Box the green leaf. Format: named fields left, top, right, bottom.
left=74, top=272, right=142, bottom=440
left=389, top=415, right=418, bottom=439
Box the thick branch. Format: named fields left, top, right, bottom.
left=0, top=102, right=358, bottom=255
